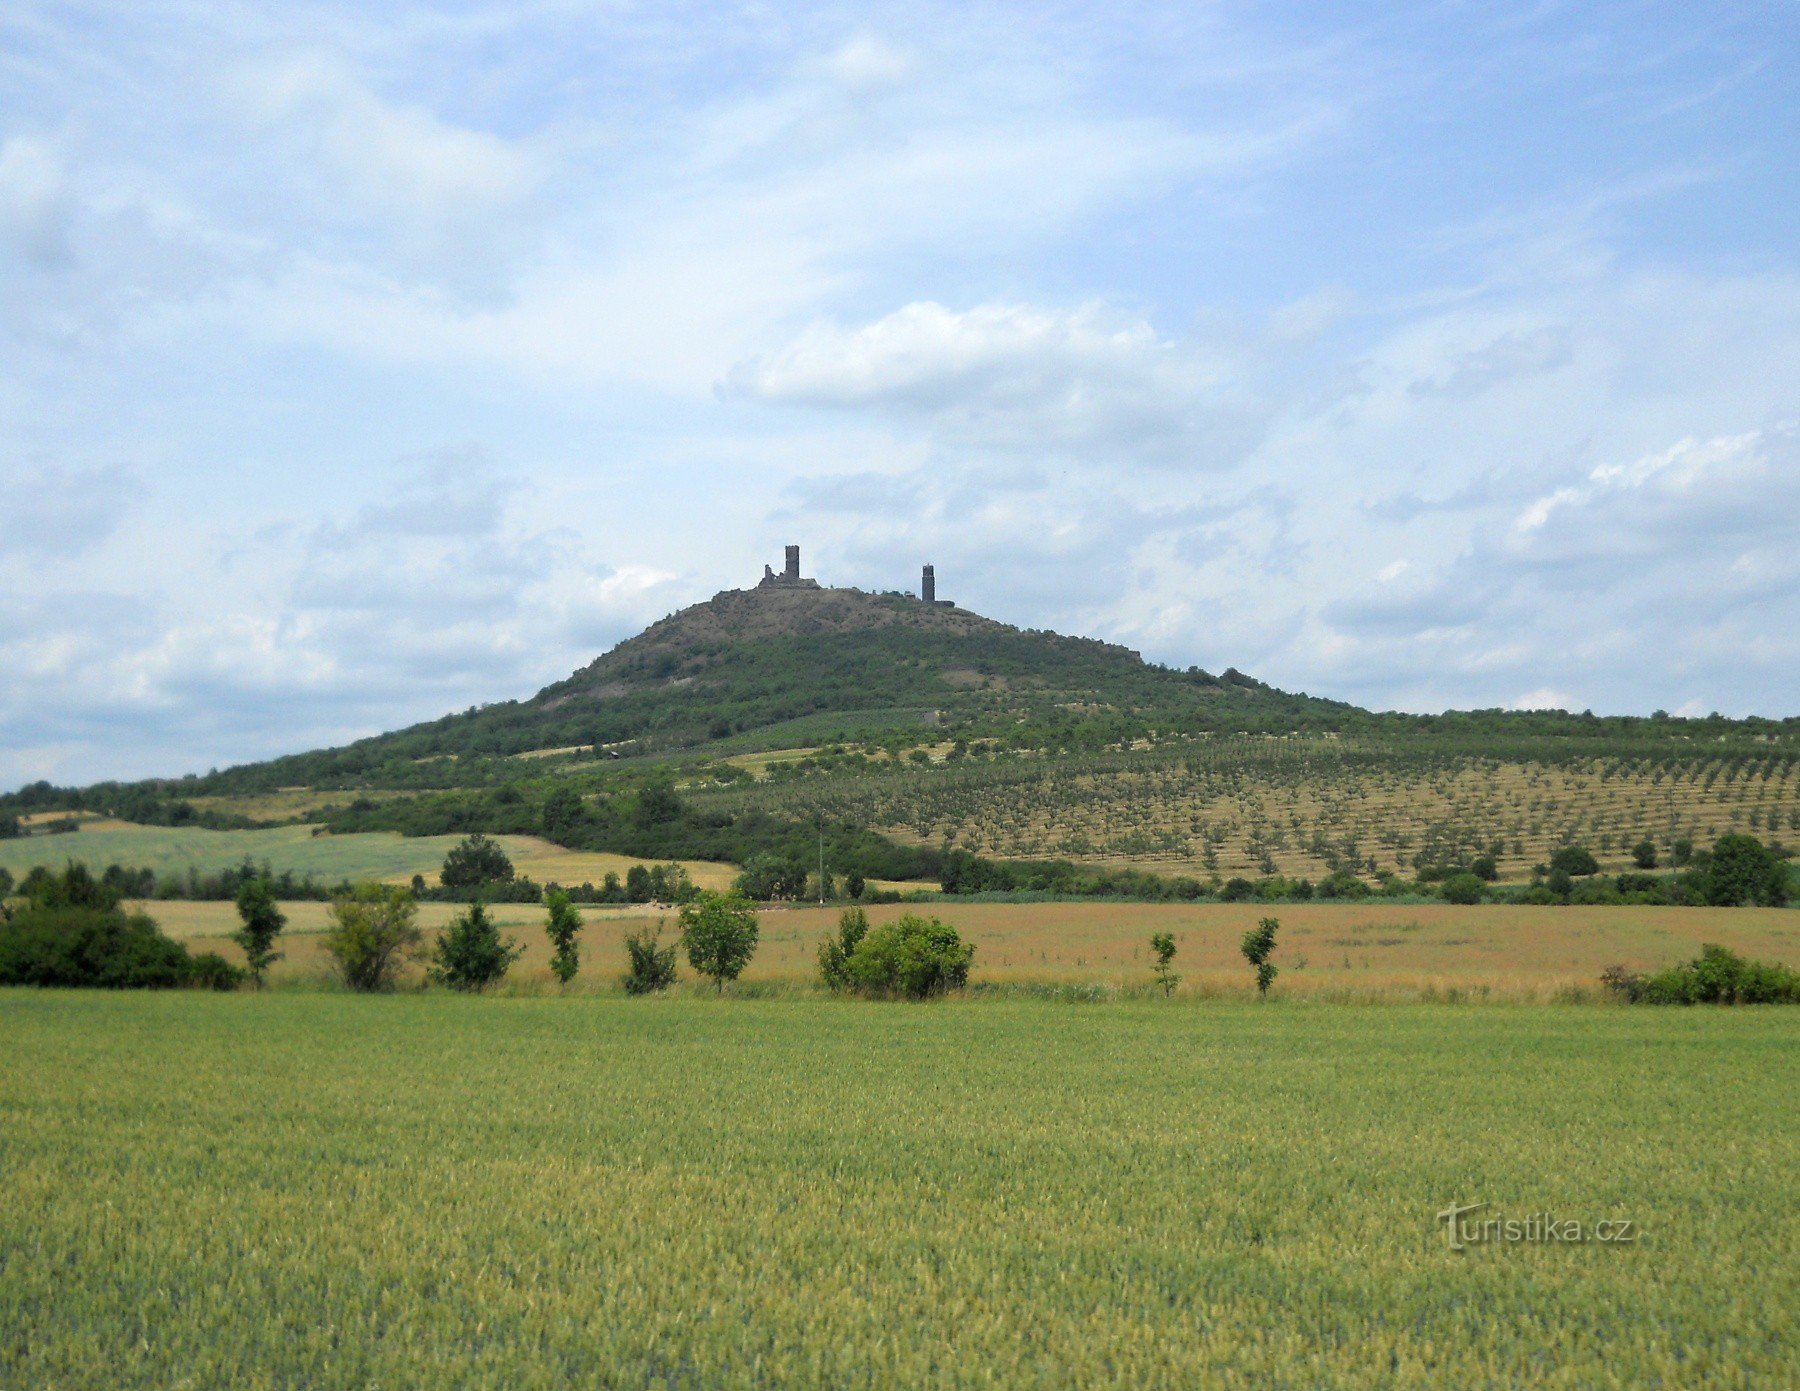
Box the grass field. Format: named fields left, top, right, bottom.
left=146, top=898, right=1800, bottom=1001
left=1, top=993, right=1794, bottom=1387
left=0, top=823, right=735, bottom=893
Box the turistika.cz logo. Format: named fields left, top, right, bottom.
left=1436, top=1202, right=1638, bottom=1251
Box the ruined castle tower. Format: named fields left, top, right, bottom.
left=756, top=544, right=820, bottom=590
left=921, top=564, right=936, bottom=603
left=784, top=545, right=800, bottom=581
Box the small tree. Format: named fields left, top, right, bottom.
left=430, top=900, right=523, bottom=992
left=1631, top=839, right=1659, bottom=870
left=1150, top=932, right=1179, bottom=996
left=843, top=913, right=973, bottom=998
left=1440, top=872, right=1485, bottom=905
left=542, top=786, right=585, bottom=841
left=1240, top=916, right=1279, bottom=997
left=622, top=922, right=679, bottom=994
left=544, top=888, right=582, bottom=985
left=1549, top=845, right=1600, bottom=878
left=440, top=834, right=515, bottom=894
left=324, top=883, right=424, bottom=992
left=679, top=890, right=760, bottom=993
left=845, top=872, right=866, bottom=900
left=818, top=907, right=870, bottom=991
left=230, top=877, right=286, bottom=988
left=1705, top=833, right=1789, bottom=907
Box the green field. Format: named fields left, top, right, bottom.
left=0, top=825, right=556, bottom=885
left=2, top=994, right=1794, bottom=1388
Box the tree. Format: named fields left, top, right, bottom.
left=324, top=883, right=424, bottom=992
left=818, top=907, right=870, bottom=991
left=732, top=853, right=808, bottom=901
left=843, top=913, right=973, bottom=998
left=430, top=900, right=523, bottom=991
left=1440, top=872, right=1485, bottom=905
left=845, top=872, right=866, bottom=900
left=1549, top=845, right=1600, bottom=878
left=1705, top=834, right=1789, bottom=907
left=230, top=877, right=286, bottom=988
left=679, top=890, right=759, bottom=993
left=542, top=786, right=585, bottom=841
left=1469, top=855, right=1498, bottom=882
left=1240, top=916, right=1279, bottom=997
left=544, top=888, right=582, bottom=985
left=622, top=923, right=679, bottom=993
left=440, top=834, right=515, bottom=893
left=1150, top=932, right=1179, bottom=996
left=633, top=778, right=682, bottom=828
left=1631, top=839, right=1659, bottom=870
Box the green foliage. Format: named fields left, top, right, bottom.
left=1439, top=872, right=1485, bottom=905
left=845, top=872, right=866, bottom=900
left=843, top=913, right=974, bottom=999
left=1631, top=839, right=1659, bottom=870
left=439, top=833, right=515, bottom=893
left=733, top=853, right=809, bottom=901
left=230, top=878, right=286, bottom=987
left=323, top=883, right=424, bottom=992
left=0, top=869, right=220, bottom=989
left=1150, top=932, right=1179, bottom=996
left=817, top=907, right=870, bottom=991
left=1549, top=845, right=1601, bottom=877
left=544, top=889, right=582, bottom=985
left=542, top=785, right=586, bottom=841
left=1703, top=833, right=1789, bottom=906
left=1604, top=946, right=1800, bottom=1005
left=633, top=778, right=682, bottom=828
left=186, top=952, right=245, bottom=991
left=430, top=900, right=523, bottom=992
left=678, top=890, right=760, bottom=993
left=1240, top=917, right=1279, bottom=997
left=621, top=923, right=679, bottom=994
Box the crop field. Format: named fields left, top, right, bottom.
left=146, top=898, right=1800, bottom=1001
left=0, top=823, right=734, bottom=893
left=701, top=743, right=1800, bottom=882
left=1, top=993, right=1794, bottom=1388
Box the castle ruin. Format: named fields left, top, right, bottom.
left=753, top=545, right=952, bottom=605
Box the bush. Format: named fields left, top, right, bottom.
left=622, top=923, right=679, bottom=994
left=1631, top=840, right=1659, bottom=870
left=1703, top=834, right=1789, bottom=907
left=1439, top=872, right=1485, bottom=905
left=818, top=907, right=869, bottom=991
left=0, top=904, right=204, bottom=989
left=1603, top=945, right=1800, bottom=1005
left=439, top=834, right=515, bottom=893
left=187, top=951, right=245, bottom=991
left=843, top=913, right=973, bottom=998
left=323, top=883, right=424, bottom=992
left=1549, top=846, right=1600, bottom=878
left=430, top=900, right=523, bottom=992
left=1470, top=855, right=1499, bottom=882
left=679, top=890, right=760, bottom=993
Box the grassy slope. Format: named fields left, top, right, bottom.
left=2, top=994, right=1794, bottom=1388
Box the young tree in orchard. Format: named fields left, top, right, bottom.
left=431, top=900, right=523, bottom=992
left=324, top=883, right=424, bottom=992
left=231, top=877, right=286, bottom=988
left=1240, top=917, right=1279, bottom=998
left=1150, top=932, right=1179, bottom=996
left=679, top=890, right=759, bottom=994
left=544, top=889, right=582, bottom=985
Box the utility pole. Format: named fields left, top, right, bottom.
left=817, top=818, right=825, bottom=906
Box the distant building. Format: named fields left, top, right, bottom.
left=921, top=563, right=953, bottom=607
left=757, top=544, right=820, bottom=589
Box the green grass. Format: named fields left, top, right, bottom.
left=0, top=825, right=548, bottom=885
left=1, top=995, right=1794, bottom=1388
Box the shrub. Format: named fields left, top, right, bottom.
left=323, top=883, right=424, bottom=992
left=1439, top=873, right=1485, bottom=905
left=1631, top=840, right=1659, bottom=870
left=844, top=913, right=973, bottom=999
left=1240, top=916, right=1279, bottom=997
left=679, top=890, right=760, bottom=993
left=818, top=907, right=870, bottom=991
left=430, top=900, right=523, bottom=992
left=439, top=834, right=515, bottom=893
left=622, top=923, right=679, bottom=994
left=1220, top=877, right=1256, bottom=902
left=544, top=889, right=582, bottom=985
left=1549, top=846, right=1600, bottom=878
left=1603, top=946, right=1800, bottom=1005
left=0, top=904, right=202, bottom=989
left=187, top=951, right=245, bottom=991
left=1703, top=834, right=1789, bottom=907
left=1470, top=855, right=1499, bottom=882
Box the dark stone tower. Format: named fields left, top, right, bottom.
left=784, top=545, right=800, bottom=582
left=921, top=564, right=936, bottom=603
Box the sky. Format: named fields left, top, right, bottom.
left=3, top=1, right=1798, bottom=787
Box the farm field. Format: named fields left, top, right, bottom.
left=1, top=993, right=1794, bottom=1388
left=0, top=823, right=735, bottom=893
left=150, top=898, right=1800, bottom=1000
left=703, top=743, right=1800, bottom=883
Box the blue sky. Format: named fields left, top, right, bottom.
left=3, top=1, right=1797, bottom=785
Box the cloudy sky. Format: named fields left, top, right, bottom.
left=3, top=1, right=1797, bottom=786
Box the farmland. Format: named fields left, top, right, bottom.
left=144, top=898, right=1800, bottom=1002
left=2, top=993, right=1794, bottom=1388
